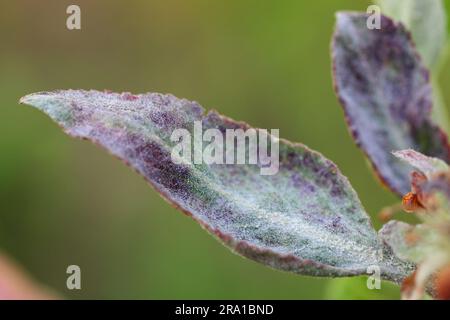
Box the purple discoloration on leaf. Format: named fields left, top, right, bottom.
left=332, top=12, right=450, bottom=196
left=392, top=150, right=450, bottom=207
left=21, top=90, right=411, bottom=280
left=379, top=221, right=424, bottom=263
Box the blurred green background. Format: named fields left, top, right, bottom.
left=0, top=0, right=449, bottom=299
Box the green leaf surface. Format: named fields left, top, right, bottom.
left=376, top=0, right=447, bottom=70
left=21, top=90, right=411, bottom=280
left=332, top=12, right=450, bottom=197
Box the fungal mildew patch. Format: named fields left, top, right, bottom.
left=20, top=89, right=412, bottom=281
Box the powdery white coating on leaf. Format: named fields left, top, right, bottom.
left=393, top=150, right=450, bottom=204
left=21, top=90, right=410, bottom=280
left=393, top=149, right=449, bottom=179
left=332, top=12, right=450, bottom=197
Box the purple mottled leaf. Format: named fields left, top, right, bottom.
left=21, top=90, right=411, bottom=281
left=379, top=221, right=426, bottom=264
left=332, top=12, right=450, bottom=196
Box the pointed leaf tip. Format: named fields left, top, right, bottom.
left=21, top=89, right=412, bottom=280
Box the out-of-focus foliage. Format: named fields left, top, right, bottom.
left=376, top=0, right=450, bottom=137
left=0, top=251, right=56, bottom=299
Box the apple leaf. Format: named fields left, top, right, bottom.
left=21, top=90, right=411, bottom=281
